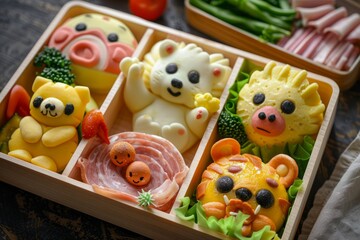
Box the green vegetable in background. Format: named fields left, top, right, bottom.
left=226, top=0, right=293, bottom=29
left=34, top=47, right=75, bottom=85
left=190, top=0, right=294, bottom=43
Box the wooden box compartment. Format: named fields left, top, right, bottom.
left=0, top=1, right=339, bottom=239
left=185, top=0, right=360, bottom=91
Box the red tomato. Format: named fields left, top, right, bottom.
left=129, top=0, right=167, bottom=21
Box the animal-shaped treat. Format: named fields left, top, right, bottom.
left=48, top=13, right=138, bottom=93
left=120, top=39, right=231, bottom=153
left=196, top=138, right=298, bottom=236
left=8, top=76, right=90, bottom=172
left=237, top=61, right=325, bottom=147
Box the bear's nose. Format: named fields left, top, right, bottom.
left=171, top=78, right=183, bottom=89
left=45, top=103, right=56, bottom=111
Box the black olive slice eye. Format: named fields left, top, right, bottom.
left=107, top=33, right=119, bottom=42
left=253, top=93, right=265, bottom=105
left=215, top=176, right=234, bottom=193
left=33, top=96, right=43, bottom=108
left=188, top=70, right=200, bottom=84
left=166, top=63, right=178, bottom=74
left=256, top=189, right=274, bottom=208
left=235, top=187, right=252, bottom=201
left=64, top=104, right=74, bottom=115
left=75, top=23, right=87, bottom=31
left=281, top=100, right=295, bottom=114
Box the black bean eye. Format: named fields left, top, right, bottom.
left=281, top=100, right=295, bottom=114
left=256, top=189, right=274, bottom=208
left=64, top=104, right=74, bottom=115
left=215, top=176, right=234, bottom=193
left=33, top=96, right=43, bottom=108
left=75, top=23, right=87, bottom=31
left=188, top=70, right=200, bottom=84
left=140, top=177, right=144, bottom=181
left=129, top=172, right=133, bottom=177
left=253, top=93, right=265, bottom=105
left=235, top=187, right=252, bottom=201
left=107, top=33, right=118, bottom=42
left=166, top=63, right=178, bottom=74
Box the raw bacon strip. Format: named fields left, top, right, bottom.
left=77, top=132, right=189, bottom=212
left=335, top=44, right=355, bottom=70
left=301, top=33, right=324, bottom=59
left=346, top=24, right=360, bottom=45
left=325, top=41, right=350, bottom=67
left=344, top=47, right=360, bottom=70
left=292, top=28, right=318, bottom=55
left=312, top=33, right=339, bottom=64
left=324, top=13, right=360, bottom=40
left=285, top=28, right=314, bottom=52
left=291, top=0, right=335, bottom=9
left=297, top=4, right=335, bottom=26
left=282, top=28, right=305, bottom=50
left=308, top=7, right=348, bottom=33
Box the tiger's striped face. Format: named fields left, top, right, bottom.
left=196, top=138, right=298, bottom=236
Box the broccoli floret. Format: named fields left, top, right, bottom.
left=217, top=110, right=248, bottom=145
left=34, top=47, right=75, bottom=85
left=40, top=67, right=75, bottom=85
left=34, top=47, right=71, bottom=69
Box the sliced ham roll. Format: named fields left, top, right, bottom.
left=324, top=13, right=360, bottom=40
left=346, top=24, right=360, bottom=45
left=297, top=4, right=335, bottom=26
left=77, top=132, right=189, bottom=212
left=308, top=7, right=347, bottom=33
left=292, top=0, right=335, bottom=9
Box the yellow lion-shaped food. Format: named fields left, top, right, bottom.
left=196, top=138, right=298, bottom=236
left=120, top=39, right=231, bottom=153
left=8, top=77, right=90, bottom=172
left=237, top=61, right=325, bottom=147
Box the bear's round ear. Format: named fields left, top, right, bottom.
left=211, top=138, right=241, bottom=162
left=74, top=86, right=90, bottom=104
left=32, top=76, right=53, bottom=92
left=158, top=39, right=178, bottom=58
left=268, top=154, right=298, bottom=188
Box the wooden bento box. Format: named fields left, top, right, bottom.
left=185, top=0, right=360, bottom=91
left=0, top=1, right=339, bottom=239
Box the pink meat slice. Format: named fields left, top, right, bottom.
left=301, top=33, right=324, bottom=59
left=77, top=132, right=189, bottom=212
left=324, top=13, right=360, bottom=40
left=292, top=0, right=335, bottom=8
left=346, top=24, right=360, bottom=44
left=297, top=4, right=335, bottom=26
left=308, top=7, right=347, bottom=33
left=344, top=47, right=360, bottom=71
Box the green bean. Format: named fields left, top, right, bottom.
left=190, top=0, right=290, bottom=43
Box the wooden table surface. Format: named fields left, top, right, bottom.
left=0, top=0, right=359, bottom=239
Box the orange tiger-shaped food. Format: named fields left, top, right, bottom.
left=196, top=138, right=298, bottom=236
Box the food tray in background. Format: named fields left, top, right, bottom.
left=185, top=0, right=360, bottom=91
left=0, top=1, right=339, bottom=239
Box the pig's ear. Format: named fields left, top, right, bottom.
left=159, top=39, right=178, bottom=58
